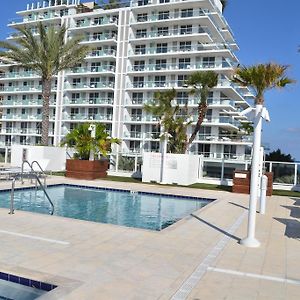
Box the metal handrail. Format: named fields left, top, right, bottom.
left=31, top=160, right=47, bottom=187
left=21, top=160, right=54, bottom=215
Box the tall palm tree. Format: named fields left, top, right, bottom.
left=233, top=63, right=294, bottom=247
left=233, top=63, right=294, bottom=105
left=184, top=71, right=218, bottom=151
left=144, top=89, right=190, bottom=154
left=0, top=22, right=90, bottom=145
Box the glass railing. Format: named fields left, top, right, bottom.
left=86, top=49, right=116, bottom=58
left=125, top=115, right=160, bottom=122
left=64, top=98, right=113, bottom=105
left=83, top=33, right=117, bottom=42
left=123, top=131, right=160, bottom=139
left=64, top=114, right=113, bottom=121
left=69, top=65, right=116, bottom=73
left=127, top=80, right=186, bottom=88
left=1, top=128, right=53, bottom=135
left=131, top=9, right=210, bottom=23
left=64, top=82, right=115, bottom=89
left=2, top=99, right=56, bottom=106
left=128, top=61, right=233, bottom=72
left=131, top=26, right=211, bottom=40
left=0, top=85, right=56, bottom=92
left=75, top=17, right=118, bottom=28
left=9, top=11, right=63, bottom=25
left=198, top=133, right=253, bottom=142
left=0, top=71, right=39, bottom=79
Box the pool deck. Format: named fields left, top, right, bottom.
left=0, top=176, right=299, bottom=299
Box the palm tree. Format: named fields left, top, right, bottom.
left=233, top=63, right=294, bottom=105
left=61, top=123, right=120, bottom=160
left=0, top=22, right=90, bottom=145
left=144, top=89, right=190, bottom=154
left=233, top=63, right=294, bottom=247
left=184, top=71, right=218, bottom=151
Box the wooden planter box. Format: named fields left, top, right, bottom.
left=66, top=159, right=109, bottom=180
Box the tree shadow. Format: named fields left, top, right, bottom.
left=229, top=202, right=248, bottom=210
left=291, top=197, right=300, bottom=206
left=281, top=205, right=300, bottom=218
left=191, top=214, right=240, bottom=242
left=273, top=218, right=300, bottom=240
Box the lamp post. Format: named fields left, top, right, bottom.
left=239, top=104, right=270, bottom=248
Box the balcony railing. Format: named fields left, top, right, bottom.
left=0, top=71, right=39, bottom=79
left=0, top=85, right=56, bottom=92
left=86, top=49, right=116, bottom=58
left=64, top=82, right=115, bottom=89
left=127, top=80, right=185, bottom=89
left=1, top=114, right=55, bottom=121
left=64, top=113, right=113, bottom=121
left=123, top=131, right=160, bottom=139
left=128, top=61, right=233, bottom=72
left=64, top=98, right=113, bottom=105
left=131, top=26, right=211, bottom=40
left=82, top=33, right=117, bottom=42
left=198, top=133, right=253, bottom=143
left=1, top=128, right=53, bottom=135
left=2, top=99, right=56, bottom=106
left=69, top=65, right=116, bottom=74
left=75, top=17, right=118, bottom=28
left=9, top=11, right=63, bottom=25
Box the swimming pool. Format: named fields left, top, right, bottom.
left=0, top=185, right=213, bottom=230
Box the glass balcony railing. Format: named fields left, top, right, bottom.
left=86, top=49, right=116, bottom=58
left=64, top=98, right=113, bottom=105
left=123, top=131, right=160, bottom=139
left=64, top=82, right=115, bottom=89
left=131, top=9, right=210, bottom=23
left=9, top=11, right=63, bottom=25
left=64, top=114, right=113, bottom=121
left=2, top=99, right=56, bottom=106
left=1, top=114, right=55, bottom=121
left=0, top=71, right=39, bottom=79
left=69, top=65, right=116, bottom=74
left=128, top=61, right=233, bottom=72
left=125, top=115, right=160, bottom=122
left=127, top=80, right=186, bottom=89
left=198, top=133, right=253, bottom=143
left=75, top=17, right=118, bottom=28
left=131, top=26, right=211, bottom=40
left=82, top=33, right=117, bottom=42
left=0, top=85, right=56, bottom=92
left=1, top=128, right=53, bottom=135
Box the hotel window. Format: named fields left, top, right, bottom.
left=154, top=76, right=166, bottom=87
left=88, top=108, right=98, bottom=119
left=150, top=141, right=160, bottom=152
left=180, top=25, right=192, bottom=35
left=130, top=141, right=141, bottom=152
left=177, top=75, right=188, bottom=87
left=155, top=59, right=167, bottom=70
left=134, top=61, right=145, bottom=71
left=177, top=92, right=188, bottom=104
left=179, top=58, right=191, bottom=69
left=135, top=45, right=146, bottom=55
left=72, top=78, right=80, bottom=87
left=136, top=29, right=147, bottom=38
left=156, top=43, right=167, bottom=53
left=198, top=144, right=210, bottom=157
left=131, top=125, right=142, bottom=138
left=159, top=0, right=170, bottom=3
left=181, top=9, right=193, bottom=18
left=203, top=57, right=215, bottom=68
left=89, top=93, right=99, bottom=103
left=93, top=17, right=103, bottom=25
left=131, top=109, right=142, bottom=121
left=90, top=77, right=100, bottom=88
left=158, top=27, right=168, bottom=36
left=179, top=41, right=192, bottom=51
left=71, top=93, right=80, bottom=103
left=158, top=11, right=169, bottom=20
left=133, top=77, right=144, bottom=88
left=132, top=92, right=143, bottom=104
left=137, top=13, right=147, bottom=22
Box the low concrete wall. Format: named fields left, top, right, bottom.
left=11, top=145, right=66, bottom=171
left=142, top=152, right=200, bottom=185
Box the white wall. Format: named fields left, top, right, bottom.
left=142, top=152, right=200, bottom=185
left=11, top=145, right=66, bottom=171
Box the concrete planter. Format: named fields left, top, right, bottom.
left=66, top=159, right=109, bottom=180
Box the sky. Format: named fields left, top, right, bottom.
left=0, top=0, right=299, bottom=160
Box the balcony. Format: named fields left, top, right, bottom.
left=9, top=11, right=62, bottom=26
left=125, top=115, right=160, bottom=122
left=0, top=71, right=39, bottom=79
left=81, top=33, right=117, bottom=43
left=1, top=114, right=55, bottom=121
left=67, top=65, right=116, bottom=75
left=127, top=80, right=186, bottom=89
left=0, top=128, right=53, bottom=135
left=127, top=61, right=234, bottom=73
left=86, top=49, right=116, bottom=59
left=64, top=82, right=115, bottom=90
left=197, top=133, right=253, bottom=143
left=123, top=131, right=160, bottom=139
left=130, top=26, right=212, bottom=42
left=63, top=113, right=113, bottom=121
left=64, top=98, right=113, bottom=105
left=0, top=85, right=57, bottom=93
left=73, top=17, right=118, bottom=29
left=2, top=99, right=56, bottom=106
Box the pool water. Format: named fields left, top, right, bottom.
left=0, top=279, right=46, bottom=300
left=0, top=185, right=212, bottom=230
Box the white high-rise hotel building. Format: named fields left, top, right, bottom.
left=0, top=0, right=253, bottom=162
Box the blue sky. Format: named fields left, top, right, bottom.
left=0, top=0, right=299, bottom=159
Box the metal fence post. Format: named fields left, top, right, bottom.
left=294, top=163, right=298, bottom=186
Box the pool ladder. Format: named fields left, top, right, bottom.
left=9, top=161, right=54, bottom=215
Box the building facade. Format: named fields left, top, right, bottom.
left=0, top=0, right=253, bottom=163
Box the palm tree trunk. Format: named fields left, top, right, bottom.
left=41, top=78, right=51, bottom=146
left=185, top=102, right=208, bottom=152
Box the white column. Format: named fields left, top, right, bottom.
left=160, top=134, right=168, bottom=184
left=240, top=104, right=262, bottom=248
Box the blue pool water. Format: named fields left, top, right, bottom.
left=0, top=185, right=213, bottom=230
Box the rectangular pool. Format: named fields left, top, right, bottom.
left=0, top=185, right=213, bottom=231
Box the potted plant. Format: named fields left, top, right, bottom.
left=61, top=123, right=120, bottom=179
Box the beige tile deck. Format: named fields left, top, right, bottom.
left=0, top=176, right=299, bottom=299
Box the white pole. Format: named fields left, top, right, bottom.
left=259, top=175, right=268, bottom=214
left=160, top=134, right=168, bottom=184
left=240, top=104, right=262, bottom=248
